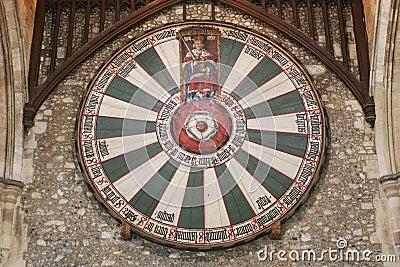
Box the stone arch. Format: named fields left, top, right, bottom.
left=372, top=0, right=400, bottom=176
left=370, top=0, right=400, bottom=260
left=389, top=6, right=400, bottom=173
left=0, top=0, right=29, bottom=183
left=0, top=0, right=30, bottom=265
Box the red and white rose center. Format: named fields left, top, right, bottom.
left=156, top=91, right=246, bottom=168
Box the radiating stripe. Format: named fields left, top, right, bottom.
left=98, top=94, right=158, bottom=121
left=234, top=149, right=293, bottom=199
left=113, top=152, right=169, bottom=200
left=246, top=129, right=308, bottom=157
left=101, top=142, right=163, bottom=183
left=106, top=76, right=163, bottom=112
left=203, top=168, right=231, bottom=228
left=96, top=117, right=156, bottom=139
left=214, top=164, right=255, bottom=225
left=150, top=165, right=191, bottom=226
left=178, top=169, right=204, bottom=229
left=238, top=72, right=296, bottom=109
left=98, top=132, right=157, bottom=161
left=226, top=158, right=277, bottom=214
left=247, top=112, right=306, bottom=134
left=154, top=40, right=180, bottom=87
left=244, top=90, right=304, bottom=119
left=134, top=47, right=179, bottom=95
left=222, top=47, right=261, bottom=94
left=125, top=65, right=171, bottom=103
left=220, top=38, right=245, bottom=86
left=241, top=140, right=303, bottom=179
left=129, top=160, right=178, bottom=217
left=231, top=57, right=282, bottom=100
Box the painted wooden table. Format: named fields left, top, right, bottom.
left=76, top=22, right=326, bottom=250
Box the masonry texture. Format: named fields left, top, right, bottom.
left=22, top=2, right=382, bottom=266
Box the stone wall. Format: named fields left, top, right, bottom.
left=22, top=2, right=385, bottom=266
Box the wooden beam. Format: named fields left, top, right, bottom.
left=183, top=1, right=186, bottom=21
left=66, top=0, right=76, bottom=57
left=211, top=0, right=215, bottom=20
left=27, top=0, right=46, bottom=90
left=351, top=0, right=370, bottom=89
left=321, top=0, right=333, bottom=54
left=337, top=0, right=349, bottom=68
left=121, top=221, right=132, bottom=240
left=306, top=0, right=315, bottom=40
left=115, top=0, right=121, bottom=22
left=291, top=0, right=299, bottom=28
left=83, top=0, right=91, bottom=44
left=49, top=0, right=62, bottom=73
left=276, top=0, right=282, bottom=18
left=133, top=0, right=137, bottom=11
left=100, top=0, right=106, bottom=31
left=270, top=221, right=281, bottom=240
left=351, top=0, right=375, bottom=125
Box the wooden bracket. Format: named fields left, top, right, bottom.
left=270, top=221, right=281, bottom=240
left=121, top=221, right=132, bottom=240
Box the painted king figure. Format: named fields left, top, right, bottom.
left=183, top=35, right=218, bottom=101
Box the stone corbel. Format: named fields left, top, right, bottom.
left=380, top=173, right=400, bottom=198
left=0, top=178, right=26, bottom=267
left=379, top=173, right=400, bottom=257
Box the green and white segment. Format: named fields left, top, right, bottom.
left=77, top=22, right=326, bottom=250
